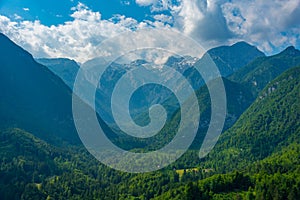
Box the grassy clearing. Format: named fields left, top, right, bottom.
left=176, top=168, right=198, bottom=178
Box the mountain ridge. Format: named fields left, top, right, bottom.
left=36, top=58, right=80, bottom=89
left=203, top=66, right=300, bottom=172
left=229, top=45, right=300, bottom=96
left=0, top=33, right=80, bottom=145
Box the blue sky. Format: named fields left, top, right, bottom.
left=0, top=0, right=157, bottom=25
left=0, top=0, right=299, bottom=63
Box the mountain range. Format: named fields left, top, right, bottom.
left=0, top=32, right=299, bottom=199
left=35, top=41, right=264, bottom=130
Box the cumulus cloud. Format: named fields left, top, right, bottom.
left=1, top=0, right=299, bottom=63
left=70, top=3, right=101, bottom=21
left=221, top=0, right=300, bottom=53
left=153, top=14, right=173, bottom=24
left=13, top=14, right=23, bottom=20
left=0, top=2, right=192, bottom=64
left=135, top=0, right=173, bottom=12
left=136, top=0, right=157, bottom=6
left=136, top=0, right=300, bottom=54
left=171, top=0, right=233, bottom=45
left=0, top=3, right=141, bottom=63
left=134, top=0, right=236, bottom=46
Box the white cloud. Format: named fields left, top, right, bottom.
left=122, top=1, right=131, bottom=6
left=14, top=14, right=23, bottom=20
left=134, top=0, right=300, bottom=54
left=1, top=0, right=299, bottom=63
left=168, top=0, right=233, bottom=50
left=0, top=2, right=194, bottom=64
left=153, top=14, right=173, bottom=24
left=0, top=3, right=142, bottom=63
left=135, top=0, right=173, bottom=12
left=70, top=6, right=101, bottom=22
left=136, top=0, right=157, bottom=6
left=71, top=2, right=88, bottom=11
left=221, top=0, right=300, bottom=53
left=23, top=8, right=30, bottom=11
left=134, top=0, right=234, bottom=47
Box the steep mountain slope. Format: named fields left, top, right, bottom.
left=38, top=41, right=263, bottom=127
left=121, top=76, right=255, bottom=153
left=155, top=42, right=264, bottom=133
left=204, top=41, right=265, bottom=77
left=153, top=67, right=300, bottom=199
left=41, top=41, right=263, bottom=95
left=181, top=46, right=300, bottom=150
left=230, top=46, right=300, bottom=96
left=164, top=41, right=264, bottom=90
left=0, top=33, right=79, bottom=144
left=205, top=77, right=253, bottom=126
left=111, top=46, right=297, bottom=151
left=204, top=66, right=300, bottom=172
left=36, top=58, right=80, bottom=89
left=181, top=77, right=255, bottom=150
left=166, top=41, right=265, bottom=77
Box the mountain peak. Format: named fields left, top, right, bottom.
left=232, top=41, right=253, bottom=47
left=203, top=41, right=265, bottom=76
left=282, top=46, right=300, bottom=55
left=230, top=41, right=263, bottom=53
left=285, top=46, right=296, bottom=50
left=278, top=46, right=300, bottom=57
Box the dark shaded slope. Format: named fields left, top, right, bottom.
left=0, top=33, right=79, bottom=144
left=189, top=77, right=255, bottom=149
left=203, top=41, right=265, bottom=77
left=36, top=58, right=80, bottom=89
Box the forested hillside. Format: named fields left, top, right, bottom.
left=0, top=33, right=79, bottom=145
left=203, top=66, right=300, bottom=172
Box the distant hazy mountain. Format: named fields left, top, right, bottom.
left=39, top=41, right=263, bottom=128
left=36, top=58, right=80, bottom=89
left=0, top=33, right=79, bottom=144
left=38, top=42, right=263, bottom=95
left=165, top=41, right=265, bottom=90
